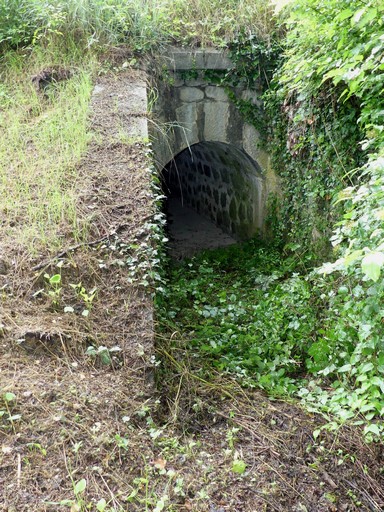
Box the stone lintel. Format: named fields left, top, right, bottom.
left=163, top=47, right=233, bottom=70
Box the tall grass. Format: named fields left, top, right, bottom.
left=0, top=51, right=94, bottom=253
left=0, top=0, right=274, bottom=52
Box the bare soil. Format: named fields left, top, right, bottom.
left=1, top=68, right=383, bottom=512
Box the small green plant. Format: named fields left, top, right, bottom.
left=232, top=459, right=247, bottom=475
left=43, top=272, right=62, bottom=305
left=226, top=426, right=240, bottom=451
left=69, top=282, right=97, bottom=317
left=114, top=433, right=129, bottom=451
left=46, top=478, right=87, bottom=510
left=27, top=442, right=47, bottom=456
left=86, top=345, right=122, bottom=365
left=0, top=392, right=21, bottom=432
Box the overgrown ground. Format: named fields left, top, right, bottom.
left=0, top=55, right=382, bottom=510
left=1, top=0, right=384, bottom=509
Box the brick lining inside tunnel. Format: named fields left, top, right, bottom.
left=162, top=141, right=264, bottom=240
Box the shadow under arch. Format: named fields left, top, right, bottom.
left=162, top=141, right=265, bottom=242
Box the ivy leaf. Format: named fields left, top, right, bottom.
left=96, top=499, right=107, bottom=512
left=361, top=252, right=384, bottom=281
left=355, top=8, right=377, bottom=28
left=344, top=249, right=363, bottom=267
left=49, top=274, right=61, bottom=285
left=338, top=364, right=352, bottom=373
left=336, top=9, right=353, bottom=22
left=352, top=8, right=366, bottom=25
left=363, top=424, right=381, bottom=438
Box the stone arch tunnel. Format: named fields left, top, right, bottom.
left=149, top=47, right=277, bottom=255
left=162, top=141, right=264, bottom=240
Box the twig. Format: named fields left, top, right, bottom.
left=341, top=478, right=383, bottom=512
left=31, top=221, right=134, bottom=272
left=17, top=453, right=21, bottom=489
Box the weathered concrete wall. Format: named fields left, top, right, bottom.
left=164, top=142, right=263, bottom=239
left=150, top=47, right=276, bottom=237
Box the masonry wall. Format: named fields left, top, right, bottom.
left=164, top=142, right=263, bottom=239
left=151, top=47, right=279, bottom=237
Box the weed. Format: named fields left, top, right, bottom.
left=43, top=272, right=62, bottom=308
left=69, top=282, right=97, bottom=317
left=0, top=392, right=21, bottom=433
left=86, top=345, right=122, bottom=365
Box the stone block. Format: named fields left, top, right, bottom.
left=242, top=124, right=263, bottom=169
left=175, top=104, right=199, bottom=147
left=203, top=51, right=233, bottom=70
left=126, top=116, right=148, bottom=139
left=204, top=101, right=229, bottom=142
left=205, top=86, right=228, bottom=102
left=163, top=48, right=233, bottom=70
left=179, top=87, right=205, bottom=102
left=171, top=77, right=185, bottom=87
left=241, top=90, right=262, bottom=106
left=229, top=197, right=238, bottom=221
left=231, top=169, right=246, bottom=190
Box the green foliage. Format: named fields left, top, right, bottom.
left=158, top=241, right=316, bottom=396
left=0, top=0, right=66, bottom=48
left=0, top=391, right=21, bottom=430
left=228, top=30, right=282, bottom=90
left=201, top=0, right=384, bottom=436
left=158, top=238, right=384, bottom=437
left=0, top=0, right=274, bottom=52
left=268, top=0, right=384, bottom=256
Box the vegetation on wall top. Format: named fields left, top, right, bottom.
left=0, top=0, right=274, bottom=51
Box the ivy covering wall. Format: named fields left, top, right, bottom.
left=264, top=0, right=384, bottom=433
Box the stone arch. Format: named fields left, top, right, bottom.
left=150, top=47, right=277, bottom=235
left=162, top=141, right=264, bottom=240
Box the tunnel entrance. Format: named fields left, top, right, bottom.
left=162, top=141, right=264, bottom=259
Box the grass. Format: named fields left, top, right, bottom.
left=0, top=0, right=275, bottom=52
left=0, top=48, right=95, bottom=254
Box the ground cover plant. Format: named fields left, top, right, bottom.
left=263, top=0, right=384, bottom=437
left=158, top=234, right=384, bottom=439
left=158, top=240, right=314, bottom=395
